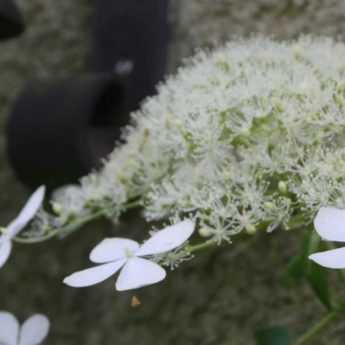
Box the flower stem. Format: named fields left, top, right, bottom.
left=125, top=199, right=142, bottom=209
left=13, top=197, right=144, bottom=244
left=186, top=240, right=217, bottom=253
left=294, top=310, right=339, bottom=345
left=13, top=230, right=58, bottom=244
left=13, top=210, right=106, bottom=244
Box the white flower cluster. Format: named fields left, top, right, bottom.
left=37, top=37, right=345, bottom=247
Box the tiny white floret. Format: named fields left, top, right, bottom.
left=0, top=186, right=45, bottom=269
left=0, top=311, right=50, bottom=345
left=63, top=219, right=195, bottom=291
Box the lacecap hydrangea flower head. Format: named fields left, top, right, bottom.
left=21, top=36, right=345, bottom=272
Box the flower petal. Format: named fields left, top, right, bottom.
left=63, top=260, right=126, bottom=287
left=90, top=238, right=139, bottom=263
left=0, top=311, right=19, bottom=345
left=18, top=314, right=50, bottom=345
left=136, top=220, right=195, bottom=257
left=314, top=207, right=345, bottom=242
left=116, top=257, right=166, bottom=291
left=0, top=238, right=12, bottom=269
left=6, top=186, right=45, bottom=238
left=309, top=247, right=345, bottom=269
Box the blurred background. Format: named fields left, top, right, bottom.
left=1, top=1, right=345, bottom=344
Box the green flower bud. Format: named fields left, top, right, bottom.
left=198, top=227, right=213, bottom=238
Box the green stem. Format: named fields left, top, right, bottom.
left=57, top=210, right=107, bottom=239
left=294, top=310, right=339, bottom=345
left=186, top=240, right=217, bottom=253
left=285, top=212, right=310, bottom=231
left=13, top=197, right=144, bottom=244
left=186, top=212, right=308, bottom=254
left=11, top=199, right=306, bottom=247
left=13, top=210, right=106, bottom=244
left=125, top=199, right=142, bottom=209
left=13, top=230, right=58, bottom=244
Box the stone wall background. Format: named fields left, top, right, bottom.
left=1, top=1, right=345, bottom=344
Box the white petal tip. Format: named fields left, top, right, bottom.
left=115, top=258, right=167, bottom=291
left=37, top=185, right=46, bottom=194
left=63, top=261, right=125, bottom=288
left=63, top=275, right=88, bottom=288
left=136, top=219, right=196, bottom=257
left=0, top=239, right=12, bottom=269
left=314, top=207, right=345, bottom=242
left=63, top=276, right=76, bottom=287
left=309, top=247, right=345, bottom=269
left=63, top=275, right=86, bottom=288
left=115, top=271, right=167, bottom=291
left=115, top=272, right=166, bottom=292
left=20, top=314, right=50, bottom=345
left=6, top=185, right=47, bottom=238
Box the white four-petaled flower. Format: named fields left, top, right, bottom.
left=0, top=186, right=45, bottom=269
left=0, top=312, right=49, bottom=345
left=63, top=219, right=195, bottom=291
left=309, top=207, right=345, bottom=268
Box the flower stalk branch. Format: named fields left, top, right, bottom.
left=294, top=310, right=340, bottom=345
